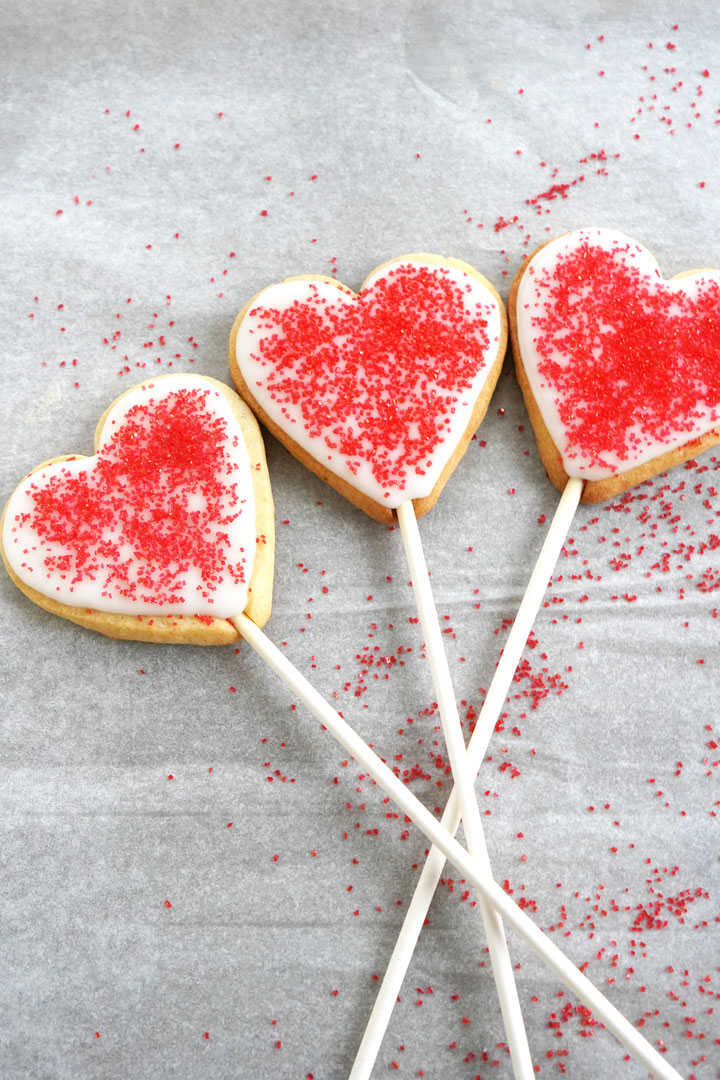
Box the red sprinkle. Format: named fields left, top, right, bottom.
left=246, top=265, right=493, bottom=493
left=529, top=240, right=720, bottom=469
left=16, top=386, right=249, bottom=608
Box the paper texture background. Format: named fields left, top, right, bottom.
left=1, top=2, right=718, bottom=1077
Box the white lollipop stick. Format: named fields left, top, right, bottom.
left=232, top=606, right=683, bottom=1080
left=351, top=477, right=583, bottom=1079
left=396, top=500, right=533, bottom=1080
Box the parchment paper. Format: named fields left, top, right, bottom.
left=1, top=2, right=718, bottom=1077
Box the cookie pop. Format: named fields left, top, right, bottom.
left=513, top=228, right=720, bottom=502
left=230, top=255, right=536, bottom=1076
left=1, top=375, right=274, bottom=643
left=353, top=227, right=720, bottom=1077
left=1, top=371, right=685, bottom=1080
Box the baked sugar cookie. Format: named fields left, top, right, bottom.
left=509, top=227, right=720, bottom=502
left=1, top=375, right=274, bottom=644
left=230, top=254, right=507, bottom=522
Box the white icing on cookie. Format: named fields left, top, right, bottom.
left=516, top=228, right=720, bottom=480
left=3, top=376, right=256, bottom=617
left=234, top=258, right=503, bottom=507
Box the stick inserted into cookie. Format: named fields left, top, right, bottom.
left=230, top=255, right=535, bottom=1077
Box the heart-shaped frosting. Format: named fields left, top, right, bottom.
left=510, top=228, right=720, bottom=499
left=1, top=375, right=274, bottom=643
left=230, top=255, right=506, bottom=521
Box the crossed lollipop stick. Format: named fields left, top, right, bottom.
left=232, top=474, right=682, bottom=1080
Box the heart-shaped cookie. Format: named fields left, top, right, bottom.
left=510, top=227, right=720, bottom=502
left=229, top=254, right=507, bottom=522
left=1, top=375, right=274, bottom=644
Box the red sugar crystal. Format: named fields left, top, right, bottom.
left=531, top=241, right=720, bottom=469
left=247, top=264, right=492, bottom=492
left=21, top=387, right=248, bottom=607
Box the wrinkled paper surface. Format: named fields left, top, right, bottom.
left=1, top=2, right=719, bottom=1077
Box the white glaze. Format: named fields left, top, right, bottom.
left=516, top=227, right=720, bottom=480
left=3, top=376, right=256, bottom=617
left=234, top=259, right=503, bottom=507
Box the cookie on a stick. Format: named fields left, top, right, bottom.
left=230, top=255, right=536, bottom=1077
left=229, top=254, right=506, bottom=522
left=513, top=226, right=720, bottom=501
